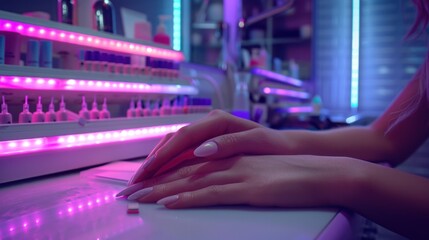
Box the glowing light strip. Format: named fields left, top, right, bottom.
left=263, top=87, right=310, bottom=99
left=0, top=123, right=187, bottom=156
left=351, top=0, right=360, bottom=109
left=173, top=0, right=181, bottom=51
left=0, top=19, right=184, bottom=61
left=252, top=68, right=303, bottom=87
left=0, top=76, right=198, bottom=95
left=287, top=106, right=314, bottom=113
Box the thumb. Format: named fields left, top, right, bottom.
left=193, top=128, right=273, bottom=158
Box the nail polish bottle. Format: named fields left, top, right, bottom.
left=0, top=96, right=13, bottom=124
left=92, top=51, right=101, bottom=72
left=39, top=40, right=53, bottom=68
left=79, top=50, right=85, bottom=70
left=101, top=52, right=109, bottom=72
left=79, top=96, right=90, bottom=120
left=56, top=96, right=68, bottom=121
left=84, top=51, right=93, bottom=71
left=45, top=97, right=57, bottom=122
left=126, top=98, right=136, bottom=118
left=171, top=97, right=183, bottom=115
left=151, top=100, right=160, bottom=116
left=183, top=96, right=189, bottom=114
left=135, top=98, right=144, bottom=117
left=160, top=98, right=171, bottom=116
left=90, top=96, right=100, bottom=120
left=108, top=53, right=116, bottom=74
left=100, top=97, right=111, bottom=119
left=32, top=96, right=46, bottom=123
left=19, top=96, right=32, bottom=123
left=26, top=40, right=40, bottom=67
left=143, top=99, right=151, bottom=117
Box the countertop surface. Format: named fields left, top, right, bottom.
left=0, top=161, right=351, bottom=240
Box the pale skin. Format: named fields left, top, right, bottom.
left=117, top=65, right=429, bottom=239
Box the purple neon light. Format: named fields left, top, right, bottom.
left=0, top=20, right=184, bottom=61
left=0, top=76, right=198, bottom=95
left=252, top=68, right=303, bottom=87
left=0, top=123, right=187, bottom=156
left=287, top=106, right=314, bottom=113
left=263, top=87, right=310, bottom=99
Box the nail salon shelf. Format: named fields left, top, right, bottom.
left=0, top=113, right=207, bottom=184
left=0, top=10, right=201, bottom=184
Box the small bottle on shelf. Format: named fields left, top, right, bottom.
left=19, top=96, right=32, bottom=123
left=79, top=96, right=90, bottom=120
left=126, top=98, right=137, bottom=118
left=143, top=99, right=151, bottom=117
left=90, top=96, right=100, bottom=120
left=99, top=97, right=111, bottom=119
left=0, top=96, right=13, bottom=124
left=45, top=97, right=57, bottom=122
left=160, top=98, right=171, bottom=116
left=135, top=98, right=144, bottom=117
left=171, top=97, right=184, bottom=115
left=56, top=96, right=68, bottom=121
left=32, top=96, right=46, bottom=123
left=151, top=100, right=160, bottom=116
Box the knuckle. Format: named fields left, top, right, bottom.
left=207, top=185, right=222, bottom=196
left=181, top=191, right=195, bottom=202
left=208, top=109, right=226, bottom=117
left=218, top=134, right=240, bottom=146
left=176, top=125, right=190, bottom=136
left=176, top=166, right=193, bottom=178
left=155, top=184, right=169, bottom=195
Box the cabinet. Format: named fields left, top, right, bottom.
left=0, top=10, right=204, bottom=183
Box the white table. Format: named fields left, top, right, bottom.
left=0, top=160, right=354, bottom=240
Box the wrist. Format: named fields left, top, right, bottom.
left=323, top=157, right=370, bottom=209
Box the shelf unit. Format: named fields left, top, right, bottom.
left=0, top=10, right=202, bottom=184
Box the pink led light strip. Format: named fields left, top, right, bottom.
left=252, top=68, right=303, bottom=87
left=0, top=20, right=184, bottom=61
left=263, top=87, right=310, bottom=99
left=0, top=76, right=198, bottom=95
left=0, top=123, right=187, bottom=156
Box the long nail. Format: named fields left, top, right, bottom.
left=116, top=182, right=145, bottom=197
left=157, top=195, right=179, bottom=206
left=194, top=141, right=218, bottom=157
left=128, top=155, right=156, bottom=185
left=127, top=187, right=154, bottom=201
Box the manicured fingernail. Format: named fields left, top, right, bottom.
left=194, top=141, right=218, bottom=157
left=157, top=195, right=179, bottom=206
left=127, top=187, right=154, bottom=201
left=116, top=182, right=145, bottom=197
left=127, top=155, right=156, bottom=185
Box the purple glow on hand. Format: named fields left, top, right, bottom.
left=0, top=124, right=188, bottom=156
left=252, top=68, right=303, bottom=87
left=262, top=87, right=310, bottom=99
left=0, top=20, right=184, bottom=61
left=0, top=76, right=198, bottom=95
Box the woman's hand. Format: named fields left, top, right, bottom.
left=128, top=110, right=294, bottom=185
left=120, top=155, right=363, bottom=209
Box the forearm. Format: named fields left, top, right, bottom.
left=281, top=126, right=395, bottom=163
left=338, top=161, right=429, bottom=239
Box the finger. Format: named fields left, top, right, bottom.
left=131, top=171, right=240, bottom=203
left=157, top=183, right=247, bottom=209
left=193, top=128, right=282, bottom=159
left=119, top=158, right=235, bottom=197
left=141, top=110, right=260, bottom=178
left=127, top=133, right=174, bottom=185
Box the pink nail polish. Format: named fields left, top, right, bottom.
left=157, top=195, right=179, bottom=206
left=127, top=187, right=154, bottom=201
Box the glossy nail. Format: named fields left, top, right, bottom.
left=127, top=187, right=154, bottom=201
left=116, top=182, right=145, bottom=197
left=157, top=195, right=179, bottom=206
left=194, top=141, right=218, bottom=157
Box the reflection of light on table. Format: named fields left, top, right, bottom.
left=2, top=191, right=143, bottom=239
